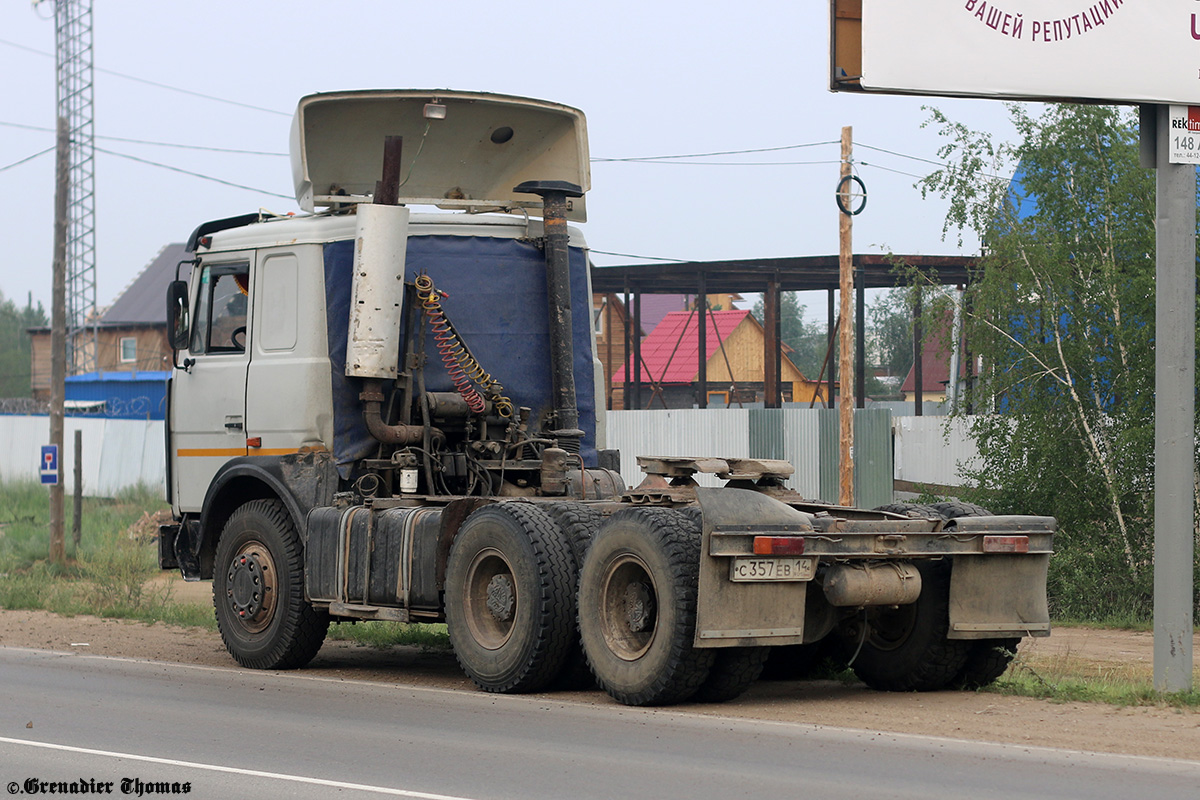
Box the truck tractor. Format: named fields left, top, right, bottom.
left=159, top=89, right=1054, bottom=706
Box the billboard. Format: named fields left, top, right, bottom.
left=831, top=0, right=1200, bottom=106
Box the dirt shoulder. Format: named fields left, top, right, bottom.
left=1, top=599, right=1197, bottom=762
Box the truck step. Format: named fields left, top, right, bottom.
left=329, top=602, right=410, bottom=623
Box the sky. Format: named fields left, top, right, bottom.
left=0, top=1, right=1021, bottom=316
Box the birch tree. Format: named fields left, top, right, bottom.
left=919, top=104, right=1167, bottom=620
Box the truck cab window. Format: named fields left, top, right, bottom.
left=190, top=265, right=250, bottom=354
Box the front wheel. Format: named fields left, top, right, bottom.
left=214, top=499, right=328, bottom=669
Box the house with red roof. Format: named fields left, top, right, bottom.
left=612, top=308, right=827, bottom=409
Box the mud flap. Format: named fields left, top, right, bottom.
left=948, top=554, right=1051, bottom=639
left=693, top=487, right=817, bottom=648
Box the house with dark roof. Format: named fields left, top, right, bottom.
left=899, top=308, right=968, bottom=406
left=612, top=308, right=827, bottom=408
left=30, top=243, right=188, bottom=400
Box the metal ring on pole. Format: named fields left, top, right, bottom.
left=835, top=174, right=868, bottom=216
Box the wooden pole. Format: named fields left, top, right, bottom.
left=697, top=272, right=707, bottom=408
left=49, top=116, right=68, bottom=565
left=73, top=428, right=82, bottom=548
left=763, top=278, right=779, bottom=408
left=913, top=287, right=923, bottom=415
left=604, top=295, right=613, bottom=410
left=826, top=289, right=836, bottom=408
left=837, top=126, right=854, bottom=506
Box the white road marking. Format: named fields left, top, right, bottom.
left=0, top=736, right=480, bottom=800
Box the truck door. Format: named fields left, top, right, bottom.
left=170, top=254, right=254, bottom=512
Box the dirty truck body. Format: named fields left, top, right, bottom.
left=159, top=89, right=1054, bottom=706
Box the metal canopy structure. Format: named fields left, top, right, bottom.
left=590, top=253, right=977, bottom=411
left=591, top=254, right=973, bottom=294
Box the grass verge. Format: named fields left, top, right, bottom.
left=0, top=480, right=449, bottom=647
left=0, top=480, right=214, bottom=627
left=328, top=621, right=451, bottom=650
left=983, top=641, right=1200, bottom=708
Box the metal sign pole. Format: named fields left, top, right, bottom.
left=1150, top=104, right=1195, bottom=693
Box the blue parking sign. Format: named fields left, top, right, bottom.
left=40, top=444, right=58, bottom=485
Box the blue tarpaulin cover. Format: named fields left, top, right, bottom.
left=323, top=234, right=598, bottom=478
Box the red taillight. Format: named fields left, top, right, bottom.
left=982, top=535, right=1029, bottom=553
left=752, top=536, right=806, bottom=555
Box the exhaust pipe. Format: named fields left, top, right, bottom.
left=515, top=180, right=585, bottom=453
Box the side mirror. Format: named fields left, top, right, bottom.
left=167, top=280, right=190, bottom=351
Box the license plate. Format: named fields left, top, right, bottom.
left=729, top=556, right=817, bottom=582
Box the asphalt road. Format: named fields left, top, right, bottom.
left=0, top=647, right=1196, bottom=800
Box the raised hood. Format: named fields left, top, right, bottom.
left=290, top=89, right=589, bottom=220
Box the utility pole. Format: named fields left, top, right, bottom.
left=39, top=0, right=96, bottom=562
left=837, top=126, right=854, bottom=506
left=38, top=0, right=97, bottom=375
left=49, top=117, right=69, bottom=565
left=1147, top=105, right=1195, bottom=693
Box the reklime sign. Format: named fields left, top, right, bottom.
left=831, top=1, right=1200, bottom=106
left=1168, top=106, right=1200, bottom=163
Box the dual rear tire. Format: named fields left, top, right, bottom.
left=444, top=503, right=578, bottom=694
left=844, top=501, right=1023, bottom=691
left=446, top=503, right=761, bottom=706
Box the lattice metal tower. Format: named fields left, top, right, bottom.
left=43, top=0, right=98, bottom=374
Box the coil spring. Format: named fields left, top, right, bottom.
left=414, top=274, right=514, bottom=418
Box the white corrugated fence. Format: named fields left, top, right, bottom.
left=0, top=416, right=165, bottom=497
left=0, top=411, right=981, bottom=500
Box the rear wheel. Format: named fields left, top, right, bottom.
left=445, top=503, right=576, bottom=694
left=873, top=503, right=941, bottom=519
left=214, top=499, right=328, bottom=670
left=954, top=638, right=1021, bottom=689
left=760, top=640, right=833, bottom=681
left=840, top=560, right=969, bottom=692
left=578, top=507, right=714, bottom=706
left=928, top=500, right=993, bottom=520
left=692, top=647, right=769, bottom=703
left=540, top=502, right=604, bottom=690
left=920, top=503, right=1022, bottom=690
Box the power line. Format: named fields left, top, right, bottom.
left=593, top=140, right=839, bottom=162
left=0, top=146, right=55, bottom=173
left=0, top=36, right=289, bottom=117
left=858, top=158, right=1011, bottom=183
left=856, top=161, right=930, bottom=181
left=595, top=158, right=841, bottom=167
left=588, top=248, right=689, bottom=263
left=94, top=146, right=293, bottom=200
left=855, top=142, right=949, bottom=168
left=0, top=120, right=287, bottom=156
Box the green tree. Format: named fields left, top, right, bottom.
left=751, top=292, right=830, bottom=380
left=865, top=288, right=914, bottom=399
left=919, top=103, right=1166, bottom=621
left=0, top=290, right=47, bottom=398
